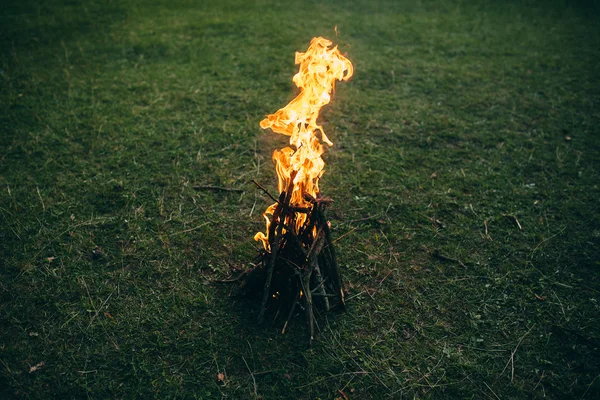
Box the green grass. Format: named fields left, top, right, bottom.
left=1, top=0, right=599, bottom=398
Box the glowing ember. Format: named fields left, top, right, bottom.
left=254, top=37, right=353, bottom=250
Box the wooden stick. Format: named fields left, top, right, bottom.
left=194, top=185, right=244, bottom=193
left=251, top=180, right=280, bottom=204
left=305, top=224, right=325, bottom=262
left=290, top=206, right=312, bottom=213
left=322, top=211, right=344, bottom=307
left=304, top=268, right=315, bottom=345
left=267, top=191, right=286, bottom=243
left=258, top=171, right=297, bottom=323
left=314, top=263, right=330, bottom=311
left=304, top=232, right=325, bottom=344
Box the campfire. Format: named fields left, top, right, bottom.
left=235, top=37, right=353, bottom=344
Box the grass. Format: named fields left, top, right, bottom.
left=1, top=0, right=599, bottom=398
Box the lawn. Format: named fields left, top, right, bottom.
left=1, top=0, right=599, bottom=398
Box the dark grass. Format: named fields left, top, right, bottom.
left=1, top=0, right=599, bottom=398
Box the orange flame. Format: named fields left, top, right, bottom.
left=254, top=37, right=353, bottom=250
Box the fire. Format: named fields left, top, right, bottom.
left=254, top=37, right=353, bottom=250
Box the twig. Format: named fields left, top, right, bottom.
left=194, top=185, right=244, bottom=193
left=249, top=194, right=257, bottom=217
left=417, top=211, right=445, bottom=228
left=483, top=381, right=501, bottom=400
left=530, top=226, right=567, bottom=260
left=259, top=171, right=296, bottom=323
left=304, top=232, right=325, bottom=345
left=322, top=211, right=344, bottom=306
left=168, top=221, right=211, bottom=236
left=330, top=226, right=358, bottom=245
left=502, top=214, right=522, bottom=230
left=581, top=373, right=600, bottom=399
left=306, top=225, right=325, bottom=261
left=242, top=356, right=258, bottom=397
left=484, top=220, right=492, bottom=240
left=431, top=249, right=467, bottom=268
left=36, top=186, right=45, bottom=211
left=501, top=323, right=536, bottom=383
left=212, top=275, right=245, bottom=283
left=378, top=270, right=392, bottom=285
left=552, top=290, right=567, bottom=320
left=251, top=179, right=280, bottom=204
left=533, top=370, right=545, bottom=391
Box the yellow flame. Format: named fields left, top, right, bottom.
left=255, top=37, right=353, bottom=250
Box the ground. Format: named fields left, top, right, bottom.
left=1, top=0, right=599, bottom=398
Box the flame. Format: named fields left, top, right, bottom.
left=254, top=37, right=353, bottom=250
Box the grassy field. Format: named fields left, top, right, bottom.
left=1, top=0, right=599, bottom=398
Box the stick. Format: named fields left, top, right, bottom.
left=329, top=226, right=358, bottom=246
left=242, top=356, right=258, bottom=397
left=313, top=259, right=329, bottom=310
left=304, top=231, right=325, bottom=345
left=431, top=249, right=467, bottom=268
left=322, top=210, right=344, bottom=306
left=306, top=224, right=325, bottom=262
left=194, top=185, right=244, bottom=193
left=304, top=267, right=315, bottom=345
left=36, top=186, right=45, bottom=211
left=290, top=206, right=312, bottom=213
left=168, top=221, right=211, bottom=236
left=502, top=214, right=522, bottom=230
left=251, top=180, right=280, bottom=204
left=484, top=220, right=493, bottom=240
left=267, top=192, right=286, bottom=247
left=258, top=171, right=297, bottom=323
left=501, top=323, right=536, bottom=382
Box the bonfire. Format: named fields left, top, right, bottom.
left=235, top=37, right=353, bottom=344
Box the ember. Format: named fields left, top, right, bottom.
left=235, top=37, right=353, bottom=344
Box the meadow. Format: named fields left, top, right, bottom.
left=1, top=0, right=599, bottom=398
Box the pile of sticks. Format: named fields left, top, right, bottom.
left=234, top=174, right=345, bottom=344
